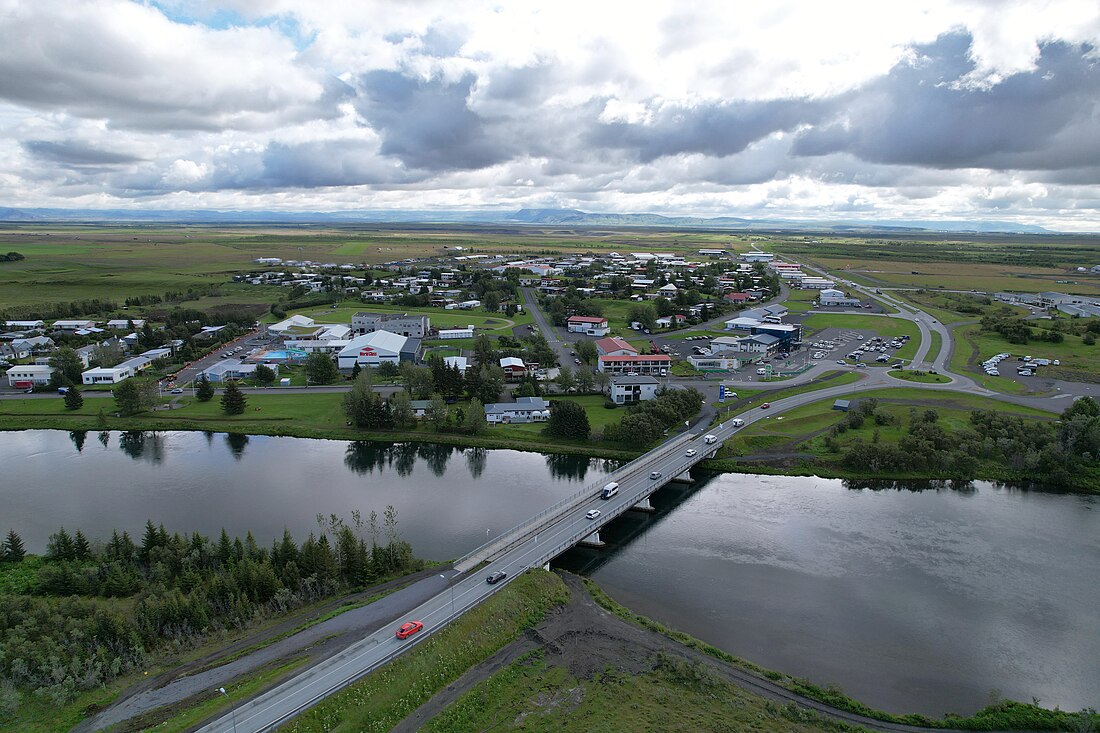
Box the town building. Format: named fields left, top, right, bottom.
left=818, top=289, right=862, bottom=307
left=336, top=331, right=420, bottom=370
left=710, top=334, right=781, bottom=355
left=566, top=316, right=609, bottom=336
left=201, top=360, right=278, bottom=382
left=6, top=364, right=54, bottom=388
left=595, top=337, right=638, bottom=357
left=609, top=375, right=660, bottom=404
left=352, top=313, right=430, bottom=338
left=81, top=365, right=134, bottom=385
left=4, top=320, right=45, bottom=331
left=596, top=353, right=672, bottom=376
left=437, top=325, right=475, bottom=339
left=443, top=356, right=469, bottom=373
left=483, top=396, right=551, bottom=424
left=52, top=320, right=97, bottom=331
left=499, top=356, right=528, bottom=380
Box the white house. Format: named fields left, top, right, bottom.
left=267, top=314, right=316, bottom=336
left=4, top=320, right=45, bottom=331
left=438, top=325, right=475, bottom=339
left=483, top=396, right=551, bottom=424
left=6, top=364, right=54, bottom=387
left=609, top=375, right=660, bottom=404
left=443, top=356, right=469, bottom=373
left=106, top=319, right=146, bottom=330
left=52, top=320, right=97, bottom=331
left=201, top=360, right=278, bottom=382
left=82, top=365, right=134, bottom=385
left=819, top=289, right=862, bottom=307
left=566, top=316, right=609, bottom=336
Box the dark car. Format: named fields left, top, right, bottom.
left=486, top=571, right=507, bottom=585
left=396, top=620, right=423, bottom=639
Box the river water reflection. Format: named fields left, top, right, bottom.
left=2, top=430, right=1097, bottom=716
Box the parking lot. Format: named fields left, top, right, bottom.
left=802, top=328, right=910, bottom=369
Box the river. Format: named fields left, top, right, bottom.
left=2, top=430, right=1097, bottom=717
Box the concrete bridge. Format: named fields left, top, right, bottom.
left=196, top=418, right=743, bottom=732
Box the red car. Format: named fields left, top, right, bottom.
left=761, top=402, right=771, bottom=409
left=395, top=621, right=423, bottom=639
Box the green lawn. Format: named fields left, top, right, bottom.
left=888, top=370, right=951, bottom=384
left=925, top=329, right=943, bottom=363
left=281, top=571, right=569, bottom=733
left=724, top=389, right=1058, bottom=458
left=289, top=301, right=530, bottom=332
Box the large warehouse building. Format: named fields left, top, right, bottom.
left=336, top=330, right=420, bottom=370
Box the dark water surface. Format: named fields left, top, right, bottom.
left=2, top=431, right=1097, bottom=716
left=1, top=430, right=614, bottom=561
left=557, top=473, right=1100, bottom=716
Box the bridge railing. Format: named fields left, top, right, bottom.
left=453, top=431, right=695, bottom=570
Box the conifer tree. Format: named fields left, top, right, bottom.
left=64, top=385, right=84, bottom=410
left=195, top=373, right=215, bottom=402
left=221, top=381, right=247, bottom=415
left=2, top=529, right=25, bottom=562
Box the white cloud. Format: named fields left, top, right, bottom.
left=0, top=0, right=1098, bottom=229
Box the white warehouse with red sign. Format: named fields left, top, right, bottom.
left=336, top=330, right=421, bottom=370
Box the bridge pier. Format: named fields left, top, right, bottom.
left=670, top=471, right=694, bottom=484
left=579, top=531, right=606, bottom=548
left=629, top=496, right=656, bottom=513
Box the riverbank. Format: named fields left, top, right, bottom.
left=3, top=390, right=1097, bottom=493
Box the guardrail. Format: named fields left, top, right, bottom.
left=248, top=422, right=736, bottom=733
left=453, top=431, right=696, bottom=570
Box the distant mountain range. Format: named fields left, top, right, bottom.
left=0, top=205, right=1056, bottom=234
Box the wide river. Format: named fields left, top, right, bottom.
left=3, top=430, right=1097, bottom=717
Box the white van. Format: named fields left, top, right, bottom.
left=756, top=367, right=767, bottom=375
left=600, top=482, right=619, bottom=499
left=731, top=418, right=745, bottom=427
left=703, top=434, right=718, bottom=444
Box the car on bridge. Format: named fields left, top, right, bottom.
left=486, top=571, right=507, bottom=585
left=685, top=449, right=697, bottom=457
left=396, top=620, right=423, bottom=639
left=649, top=470, right=662, bottom=480
left=586, top=509, right=601, bottom=520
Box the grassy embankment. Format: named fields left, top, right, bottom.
left=887, top=369, right=950, bottom=384
left=583, top=579, right=1100, bottom=732
left=279, top=570, right=569, bottom=733
left=279, top=570, right=860, bottom=733
left=0, top=393, right=643, bottom=460
left=708, top=388, right=1068, bottom=485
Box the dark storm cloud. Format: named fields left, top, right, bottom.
left=791, top=33, right=1100, bottom=171
left=22, top=139, right=145, bottom=167
left=355, top=71, right=510, bottom=171
left=587, top=97, right=828, bottom=163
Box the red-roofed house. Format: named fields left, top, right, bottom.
left=566, top=315, right=609, bottom=336
left=723, top=292, right=750, bottom=303
left=594, top=337, right=638, bottom=357
left=597, top=353, right=672, bottom=376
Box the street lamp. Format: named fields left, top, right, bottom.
left=439, top=574, right=455, bottom=619
left=216, top=687, right=237, bottom=733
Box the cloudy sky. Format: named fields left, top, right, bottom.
left=1, top=0, right=1099, bottom=229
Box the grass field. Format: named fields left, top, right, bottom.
left=285, top=301, right=533, bottom=332
left=282, top=570, right=570, bottom=733
left=724, top=388, right=1058, bottom=459
left=950, top=321, right=1100, bottom=387
left=799, top=256, right=1100, bottom=297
